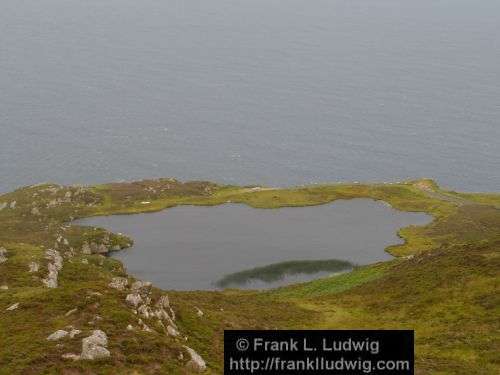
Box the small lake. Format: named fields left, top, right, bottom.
left=76, top=199, right=431, bottom=290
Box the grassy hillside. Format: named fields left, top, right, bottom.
left=0, top=178, right=498, bottom=374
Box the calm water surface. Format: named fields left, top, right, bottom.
left=1, top=0, right=500, bottom=193
left=76, top=200, right=431, bottom=290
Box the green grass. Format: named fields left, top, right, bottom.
left=1, top=178, right=499, bottom=374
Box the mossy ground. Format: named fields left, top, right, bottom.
left=0, top=178, right=499, bottom=374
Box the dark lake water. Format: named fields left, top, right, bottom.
left=76, top=199, right=431, bottom=290
left=1, top=0, right=500, bottom=193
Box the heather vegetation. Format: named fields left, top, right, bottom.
left=0, top=178, right=498, bottom=374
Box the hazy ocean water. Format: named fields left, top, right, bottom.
left=1, top=0, right=499, bottom=193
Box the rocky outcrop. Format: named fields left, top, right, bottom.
left=125, top=293, right=143, bottom=307
left=131, top=280, right=152, bottom=291
left=108, top=277, right=128, bottom=291
left=183, top=346, right=206, bottom=373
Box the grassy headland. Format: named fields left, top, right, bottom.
left=0, top=178, right=498, bottom=374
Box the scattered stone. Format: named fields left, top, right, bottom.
left=0, top=247, right=7, bottom=263
left=62, top=353, right=80, bottom=361
left=194, top=306, right=204, bottom=317
left=0, top=202, right=7, bottom=211
left=126, top=324, right=134, bottom=331
left=81, top=259, right=88, bottom=264
left=69, top=328, right=81, bottom=338
left=0, top=285, right=8, bottom=290
left=47, top=330, right=69, bottom=341
left=81, top=330, right=110, bottom=360
left=183, top=346, right=206, bottom=372
left=65, top=308, right=78, bottom=317
left=29, top=261, right=39, bottom=273
left=31, top=206, right=41, bottom=216
left=126, top=293, right=143, bottom=307
left=9, top=201, right=16, bottom=209
left=108, top=277, right=128, bottom=291
left=6, top=303, right=19, bottom=311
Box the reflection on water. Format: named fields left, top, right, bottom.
left=215, top=259, right=354, bottom=289
left=76, top=199, right=431, bottom=290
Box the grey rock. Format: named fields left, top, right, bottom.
left=81, top=242, right=91, bottom=254
left=69, top=328, right=82, bottom=338
left=125, top=293, right=143, bottom=307
left=47, top=330, right=69, bottom=341
left=131, top=280, right=152, bottom=291
left=6, top=303, right=19, bottom=311
left=108, top=277, right=128, bottom=291
left=0, top=247, right=7, bottom=263
left=195, top=306, right=204, bottom=317
left=183, top=346, right=207, bottom=372
left=81, top=330, right=110, bottom=360
left=62, top=353, right=80, bottom=361
left=29, top=262, right=39, bottom=273
left=167, top=325, right=179, bottom=337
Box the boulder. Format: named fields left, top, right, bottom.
left=81, top=330, right=110, bottom=360
left=47, top=330, right=69, bottom=341
left=31, top=207, right=41, bottom=216
left=9, top=201, right=16, bottom=209
left=108, top=277, right=128, bottom=291
left=183, top=346, right=206, bottom=372
left=0, top=285, right=8, bottom=291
